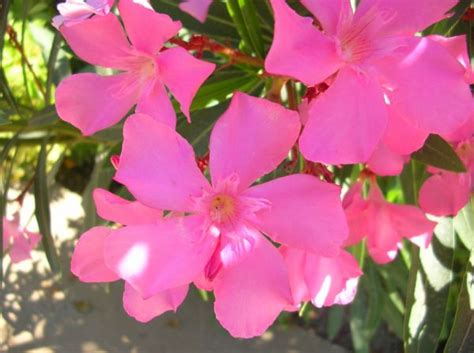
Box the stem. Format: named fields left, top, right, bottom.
left=286, top=80, right=298, bottom=110
left=6, top=25, right=46, bottom=98
left=169, top=35, right=264, bottom=68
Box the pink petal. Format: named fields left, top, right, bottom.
left=123, top=283, right=188, bottom=322
left=71, top=227, right=120, bottom=283
left=60, top=13, right=132, bottom=69
left=419, top=172, right=472, bottom=217
left=367, top=143, right=406, bottom=176
left=118, top=0, right=181, bottom=54
left=265, top=0, right=341, bottom=85
left=157, top=47, right=215, bottom=121
left=55, top=73, right=139, bottom=136
left=104, top=216, right=217, bottom=298
left=136, top=80, right=177, bottom=129
left=383, top=107, right=429, bottom=155
left=366, top=185, right=436, bottom=264
left=279, top=247, right=310, bottom=305
left=388, top=203, right=437, bottom=249
left=282, top=248, right=362, bottom=307
left=378, top=37, right=472, bottom=135
left=300, top=67, right=388, bottom=164
left=179, top=0, right=213, bottom=23
left=429, top=35, right=474, bottom=84
left=209, top=92, right=300, bottom=189
left=300, top=0, right=352, bottom=34
left=343, top=182, right=370, bottom=247
left=357, top=0, right=457, bottom=34
left=115, top=114, right=209, bottom=212
left=8, top=235, right=34, bottom=263
left=24, top=231, right=41, bottom=249
left=246, top=174, right=348, bottom=256
left=443, top=111, right=474, bottom=143
left=93, top=188, right=162, bottom=225
left=213, top=233, right=292, bottom=338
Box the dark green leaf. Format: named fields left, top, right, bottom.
left=404, top=218, right=456, bottom=353
left=226, top=0, right=265, bottom=57
left=327, top=306, right=345, bottom=341
left=29, top=105, right=58, bottom=127
left=34, top=139, right=61, bottom=274
left=412, top=134, right=466, bottom=173
left=443, top=252, right=474, bottom=353
left=0, top=0, right=10, bottom=63
left=400, top=160, right=427, bottom=205
left=45, top=33, right=62, bottom=105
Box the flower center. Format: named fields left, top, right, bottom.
left=209, top=194, right=236, bottom=224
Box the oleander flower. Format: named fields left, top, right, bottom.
left=266, top=0, right=472, bottom=164
left=179, top=0, right=213, bottom=23
left=55, top=0, right=215, bottom=135
left=3, top=213, right=41, bottom=264
left=102, top=92, right=349, bottom=337
left=281, top=247, right=362, bottom=308
left=52, top=0, right=114, bottom=29
left=343, top=180, right=436, bottom=264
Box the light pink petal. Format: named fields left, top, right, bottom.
left=71, top=227, right=120, bottom=283
left=343, top=182, right=370, bottom=247
left=301, top=249, right=362, bottom=307
left=179, top=0, right=213, bottom=23
left=429, top=35, right=474, bottom=84
left=300, top=67, right=388, bottom=164
left=213, top=233, right=292, bottom=338
left=383, top=107, right=429, bottom=155
left=419, top=172, right=472, bottom=217
left=123, top=283, right=188, bottom=322
left=55, top=73, right=139, bottom=136
left=136, top=80, right=177, bottom=129
left=115, top=114, right=209, bottom=212
left=209, top=92, right=300, bottom=189
left=93, top=188, right=162, bottom=225
left=367, top=143, right=406, bottom=176
left=300, top=0, right=352, bottom=34
left=8, top=235, right=34, bottom=263
left=118, top=0, right=181, bottom=54
left=379, top=37, right=472, bottom=135
left=104, top=216, right=217, bottom=298
left=388, top=203, right=437, bottom=249
left=157, top=47, right=215, bottom=121
left=279, top=247, right=310, bottom=305
left=25, top=231, right=42, bottom=249
left=357, top=0, right=457, bottom=34
left=60, top=13, right=132, bottom=69
left=265, top=0, right=341, bottom=85
left=246, top=174, right=347, bottom=256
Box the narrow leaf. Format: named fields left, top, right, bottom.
left=34, top=139, right=61, bottom=274
left=412, top=134, right=466, bottom=173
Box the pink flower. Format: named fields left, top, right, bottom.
left=266, top=0, right=472, bottom=164
left=55, top=0, right=215, bottom=135
left=3, top=213, right=41, bottom=264
left=71, top=188, right=189, bottom=322
left=344, top=180, right=436, bottom=264
left=419, top=137, right=474, bottom=216
left=103, top=92, right=349, bottom=337
left=179, top=0, right=213, bottom=23
left=52, top=0, right=114, bottom=29
left=281, top=247, right=362, bottom=308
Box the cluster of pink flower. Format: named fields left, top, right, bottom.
left=52, top=0, right=473, bottom=338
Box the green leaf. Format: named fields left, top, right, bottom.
left=34, top=139, right=61, bottom=275
left=191, top=72, right=260, bottom=112
left=404, top=218, right=456, bottom=353
left=454, top=198, right=474, bottom=250
left=400, top=160, right=427, bottom=205
left=226, top=0, right=265, bottom=57
left=81, top=148, right=115, bottom=231
left=327, top=306, right=345, bottom=341
left=29, top=105, right=58, bottom=127
left=443, top=252, right=474, bottom=353
left=412, top=134, right=466, bottom=173
left=45, top=33, right=62, bottom=105
left=0, top=0, right=10, bottom=63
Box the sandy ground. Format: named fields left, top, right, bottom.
left=1, top=188, right=348, bottom=353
